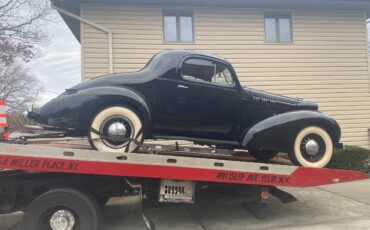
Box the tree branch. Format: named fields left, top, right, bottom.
left=0, top=0, right=13, bottom=10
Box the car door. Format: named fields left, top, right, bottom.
left=171, top=57, right=241, bottom=141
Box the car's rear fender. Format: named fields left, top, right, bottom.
left=38, top=86, right=152, bottom=136
left=242, top=111, right=341, bottom=153
left=81, top=87, right=152, bottom=135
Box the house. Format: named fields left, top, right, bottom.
left=52, top=0, right=370, bottom=148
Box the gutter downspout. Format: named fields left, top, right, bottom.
left=52, top=4, right=114, bottom=74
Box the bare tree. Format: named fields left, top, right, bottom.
left=0, top=62, right=42, bottom=110
left=0, top=0, right=50, bottom=110
left=7, top=109, right=32, bottom=133
left=0, top=0, right=51, bottom=134
left=0, top=0, right=50, bottom=65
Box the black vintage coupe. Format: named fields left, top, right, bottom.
left=26, top=50, right=341, bottom=168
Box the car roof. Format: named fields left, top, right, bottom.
left=157, top=49, right=229, bottom=63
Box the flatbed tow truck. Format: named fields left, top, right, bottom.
left=0, top=138, right=368, bottom=230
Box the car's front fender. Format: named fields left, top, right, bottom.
left=242, top=111, right=341, bottom=152
left=38, top=86, right=152, bottom=135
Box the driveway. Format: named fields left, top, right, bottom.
left=1, top=179, right=370, bottom=230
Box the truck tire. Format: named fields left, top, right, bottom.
left=88, top=106, right=143, bottom=153
left=289, top=126, right=333, bottom=168
left=21, top=188, right=100, bottom=230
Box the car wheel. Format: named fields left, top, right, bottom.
left=249, top=150, right=278, bottom=162
left=289, top=126, right=333, bottom=168
left=88, top=106, right=143, bottom=153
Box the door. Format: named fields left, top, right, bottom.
left=152, top=77, right=176, bottom=135
left=171, top=58, right=241, bottom=141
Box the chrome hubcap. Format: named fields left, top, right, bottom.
left=107, top=122, right=127, bottom=142
left=100, top=115, right=134, bottom=149
left=49, top=210, right=75, bottom=230
left=300, top=134, right=326, bottom=163
left=305, top=139, right=319, bottom=156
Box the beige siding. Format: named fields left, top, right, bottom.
left=81, top=4, right=370, bottom=148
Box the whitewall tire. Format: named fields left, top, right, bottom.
left=290, top=126, right=333, bottom=168
left=88, top=106, right=143, bottom=153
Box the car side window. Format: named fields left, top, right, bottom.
left=181, top=58, right=235, bottom=86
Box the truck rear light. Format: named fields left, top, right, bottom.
left=2, top=131, right=9, bottom=139
left=261, top=191, right=270, bottom=200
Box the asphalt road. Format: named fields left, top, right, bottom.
left=1, top=179, right=370, bottom=230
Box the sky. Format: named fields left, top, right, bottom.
left=27, top=10, right=81, bottom=105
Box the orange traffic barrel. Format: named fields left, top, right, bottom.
left=0, top=99, right=9, bottom=140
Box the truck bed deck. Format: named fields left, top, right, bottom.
left=0, top=139, right=367, bottom=188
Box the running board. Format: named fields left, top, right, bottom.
left=152, top=135, right=239, bottom=147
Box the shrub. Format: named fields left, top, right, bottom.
left=327, top=145, right=370, bottom=171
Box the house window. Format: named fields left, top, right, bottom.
left=264, top=13, right=293, bottom=43
left=163, top=10, right=194, bottom=42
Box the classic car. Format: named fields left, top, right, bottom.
left=25, top=50, right=341, bottom=168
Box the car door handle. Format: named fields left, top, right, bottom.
left=177, top=85, right=189, bottom=89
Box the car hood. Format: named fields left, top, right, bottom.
left=243, top=88, right=318, bottom=111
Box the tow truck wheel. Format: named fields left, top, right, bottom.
left=88, top=106, right=143, bottom=153
left=21, top=188, right=100, bottom=230
left=290, top=126, right=333, bottom=168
